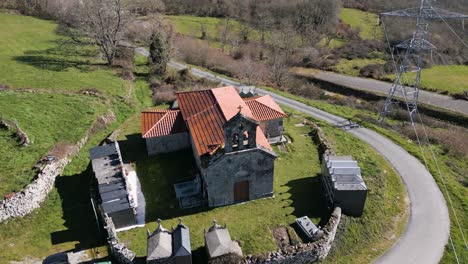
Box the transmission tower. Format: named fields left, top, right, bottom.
left=378, top=0, right=468, bottom=123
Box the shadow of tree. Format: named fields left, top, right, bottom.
left=50, top=164, right=106, bottom=250
left=118, top=133, right=212, bottom=223
left=14, top=40, right=105, bottom=72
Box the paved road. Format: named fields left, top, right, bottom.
left=168, top=60, right=450, bottom=264
left=299, top=70, right=468, bottom=117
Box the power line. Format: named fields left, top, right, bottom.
left=426, top=1, right=468, bottom=49
left=378, top=1, right=468, bottom=262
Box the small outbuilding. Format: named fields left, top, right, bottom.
left=321, top=155, right=367, bottom=216
left=204, top=221, right=243, bottom=263
left=147, top=219, right=192, bottom=264
left=89, top=143, right=137, bottom=229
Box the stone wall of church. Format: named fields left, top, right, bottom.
left=145, top=132, right=190, bottom=156
left=259, top=118, right=283, bottom=138
left=202, top=148, right=275, bottom=207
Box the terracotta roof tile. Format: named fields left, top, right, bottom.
left=146, top=87, right=281, bottom=156
left=176, top=90, right=217, bottom=120
left=212, top=87, right=254, bottom=120
left=142, top=110, right=187, bottom=138
left=186, top=105, right=226, bottom=156
left=245, top=95, right=286, bottom=121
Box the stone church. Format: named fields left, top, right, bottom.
left=141, top=86, right=286, bottom=207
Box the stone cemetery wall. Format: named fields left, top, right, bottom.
left=0, top=111, right=116, bottom=222
left=245, top=207, right=342, bottom=264
left=104, top=215, right=136, bottom=264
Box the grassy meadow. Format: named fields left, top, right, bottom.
left=0, top=12, right=147, bottom=263
left=340, top=8, right=383, bottom=40
left=332, top=58, right=386, bottom=76
left=0, top=13, right=128, bottom=96
left=386, top=65, right=468, bottom=97
left=166, top=15, right=260, bottom=48
left=0, top=92, right=107, bottom=197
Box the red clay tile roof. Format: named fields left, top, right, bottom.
left=212, top=87, right=254, bottom=120
left=141, top=110, right=187, bottom=138
left=145, top=87, right=281, bottom=156
left=176, top=90, right=217, bottom=121
left=245, top=95, right=286, bottom=121
left=186, top=105, right=226, bottom=156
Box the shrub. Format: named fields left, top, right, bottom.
left=175, top=36, right=267, bottom=84
left=113, top=46, right=135, bottom=70
left=359, top=64, right=384, bottom=79
left=152, top=85, right=176, bottom=105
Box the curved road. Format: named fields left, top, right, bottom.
left=298, top=70, right=468, bottom=117
left=167, top=61, right=450, bottom=264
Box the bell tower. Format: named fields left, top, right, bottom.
left=223, top=108, right=257, bottom=153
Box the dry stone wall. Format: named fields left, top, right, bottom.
left=245, top=207, right=342, bottom=264
left=0, top=111, right=115, bottom=222
left=104, top=215, right=136, bottom=264
left=305, top=120, right=335, bottom=157
left=0, top=119, right=30, bottom=146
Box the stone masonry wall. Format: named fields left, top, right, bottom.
left=203, top=149, right=275, bottom=207
left=0, top=111, right=116, bottom=222
left=104, top=215, right=136, bottom=264
left=145, top=132, right=190, bottom=156
left=305, top=120, right=335, bottom=157
left=0, top=119, right=30, bottom=146
left=245, top=207, right=342, bottom=264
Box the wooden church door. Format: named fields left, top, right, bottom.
left=234, top=180, right=249, bottom=203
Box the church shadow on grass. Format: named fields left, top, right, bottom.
left=284, top=174, right=330, bottom=227
left=50, top=164, right=106, bottom=250
left=118, top=133, right=213, bottom=223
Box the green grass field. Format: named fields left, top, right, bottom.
left=166, top=15, right=260, bottom=47
left=0, top=13, right=127, bottom=96
left=340, top=8, right=382, bottom=40
left=0, top=91, right=107, bottom=197
left=118, top=110, right=407, bottom=263
left=0, top=12, right=149, bottom=263
left=0, top=125, right=119, bottom=263
left=332, top=58, right=386, bottom=76
left=386, top=65, right=468, bottom=96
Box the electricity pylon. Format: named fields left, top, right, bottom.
left=378, top=0, right=467, bottom=123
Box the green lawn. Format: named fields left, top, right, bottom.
left=166, top=15, right=260, bottom=47
left=118, top=110, right=407, bottom=263
left=340, top=8, right=383, bottom=40
left=0, top=91, right=107, bottom=197
left=0, top=12, right=149, bottom=263
left=332, top=58, right=386, bottom=76
left=0, top=13, right=128, bottom=97
left=385, top=65, right=468, bottom=97
left=0, top=125, right=120, bottom=263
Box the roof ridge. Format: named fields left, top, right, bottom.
left=143, top=111, right=171, bottom=138
left=185, top=103, right=226, bottom=122
left=176, top=89, right=212, bottom=94
left=142, top=109, right=173, bottom=112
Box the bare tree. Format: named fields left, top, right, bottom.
left=239, top=58, right=258, bottom=85
left=127, top=0, right=165, bottom=15
left=217, top=17, right=232, bottom=52
left=70, top=0, right=130, bottom=65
